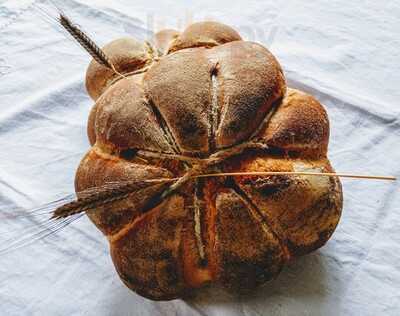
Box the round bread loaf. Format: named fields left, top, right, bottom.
left=76, top=21, right=342, bottom=300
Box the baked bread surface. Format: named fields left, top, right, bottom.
left=76, top=21, right=343, bottom=300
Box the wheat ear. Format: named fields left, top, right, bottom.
left=58, top=14, right=124, bottom=77
left=51, top=179, right=171, bottom=219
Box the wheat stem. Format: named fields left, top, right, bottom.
left=51, top=171, right=395, bottom=220
left=188, top=171, right=397, bottom=181
left=58, top=14, right=124, bottom=78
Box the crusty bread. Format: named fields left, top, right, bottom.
left=76, top=21, right=343, bottom=300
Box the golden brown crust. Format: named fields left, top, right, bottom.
left=87, top=73, right=146, bottom=147
left=85, top=38, right=152, bottom=100
left=77, top=21, right=343, bottom=300
left=168, top=21, right=242, bottom=53
left=259, top=88, right=330, bottom=156
left=93, top=76, right=173, bottom=153
left=144, top=47, right=213, bottom=154
left=87, top=100, right=99, bottom=146
left=211, top=41, right=286, bottom=148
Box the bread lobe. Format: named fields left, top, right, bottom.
left=261, top=88, right=330, bottom=156
left=168, top=21, right=242, bottom=52
left=86, top=38, right=151, bottom=100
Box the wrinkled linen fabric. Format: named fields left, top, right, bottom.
left=0, top=0, right=399, bottom=315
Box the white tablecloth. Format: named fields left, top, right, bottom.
left=0, top=0, right=399, bottom=315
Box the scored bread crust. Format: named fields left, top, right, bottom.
left=76, top=22, right=343, bottom=300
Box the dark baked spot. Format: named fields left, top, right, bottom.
left=119, top=148, right=137, bottom=160
left=243, top=176, right=292, bottom=196
left=219, top=254, right=281, bottom=291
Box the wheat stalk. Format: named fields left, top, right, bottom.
left=191, top=171, right=397, bottom=181
left=51, top=171, right=395, bottom=220
left=58, top=13, right=124, bottom=77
